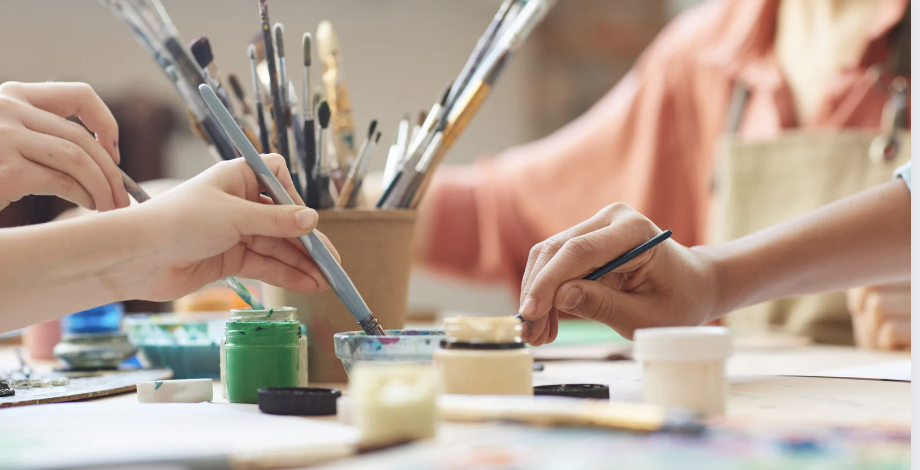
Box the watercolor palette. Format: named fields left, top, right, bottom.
left=124, top=315, right=226, bottom=379
left=333, top=329, right=443, bottom=375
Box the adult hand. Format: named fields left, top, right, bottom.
left=847, top=282, right=910, bottom=351
left=517, top=203, right=718, bottom=345
left=116, top=154, right=339, bottom=302
left=0, top=81, right=128, bottom=211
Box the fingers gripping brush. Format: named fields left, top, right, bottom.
left=200, top=83, right=386, bottom=336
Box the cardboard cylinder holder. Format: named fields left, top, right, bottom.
left=264, top=209, right=417, bottom=383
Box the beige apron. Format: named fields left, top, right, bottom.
left=710, top=8, right=910, bottom=345
left=711, top=130, right=909, bottom=344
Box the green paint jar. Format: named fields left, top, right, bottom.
left=225, top=320, right=300, bottom=404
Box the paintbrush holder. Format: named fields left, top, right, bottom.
left=263, top=209, right=417, bottom=383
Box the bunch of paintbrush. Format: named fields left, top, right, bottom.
left=377, top=0, right=555, bottom=210
left=100, top=0, right=239, bottom=163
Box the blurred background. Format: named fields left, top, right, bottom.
left=0, top=0, right=703, bottom=316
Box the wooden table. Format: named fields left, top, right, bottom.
left=0, top=337, right=910, bottom=468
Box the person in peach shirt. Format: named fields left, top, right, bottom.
left=413, top=0, right=910, bottom=348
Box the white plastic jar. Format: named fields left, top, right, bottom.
left=434, top=316, right=533, bottom=396
left=633, top=326, right=732, bottom=416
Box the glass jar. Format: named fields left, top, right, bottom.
left=224, top=320, right=301, bottom=404
left=220, top=307, right=308, bottom=398
left=433, top=316, right=533, bottom=396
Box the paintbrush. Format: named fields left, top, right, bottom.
left=438, top=394, right=705, bottom=434
left=335, top=121, right=378, bottom=209
left=259, top=0, right=291, bottom=166
left=121, top=170, right=265, bottom=310
left=348, top=131, right=382, bottom=207
left=513, top=230, right=673, bottom=323
left=249, top=44, right=271, bottom=154
left=191, top=37, right=262, bottom=151
left=316, top=101, right=335, bottom=209
left=406, top=0, right=555, bottom=209
left=200, top=83, right=386, bottom=336
left=273, top=23, right=302, bottom=196
left=226, top=72, right=263, bottom=150
left=442, top=0, right=519, bottom=120
left=302, top=33, right=320, bottom=209
left=377, top=85, right=451, bottom=208
left=316, top=20, right=357, bottom=170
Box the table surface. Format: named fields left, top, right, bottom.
left=0, top=335, right=910, bottom=468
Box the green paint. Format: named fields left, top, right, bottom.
left=154, top=381, right=163, bottom=390
left=267, top=308, right=273, bottom=317
left=224, top=321, right=299, bottom=404
left=48, top=154, right=53, bottom=158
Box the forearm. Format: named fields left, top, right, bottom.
left=700, top=181, right=911, bottom=318
left=0, top=208, right=154, bottom=333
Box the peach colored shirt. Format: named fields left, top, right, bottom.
left=420, top=0, right=909, bottom=294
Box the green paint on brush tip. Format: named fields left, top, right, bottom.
left=154, top=381, right=163, bottom=390
left=268, top=308, right=274, bottom=317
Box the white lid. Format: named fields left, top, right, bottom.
left=633, top=327, right=732, bottom=362
left=137, top=379, right=213, bottom=403
left=443, top=316, right=521, bottom=343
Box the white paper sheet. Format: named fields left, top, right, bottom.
left=0, top=402, right=359, bottom=470
left=817, top=360, right=911, bottom=382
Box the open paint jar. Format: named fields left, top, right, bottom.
left=221, top=308, right=307, bottom=399
left=333, top=330, right=444, bottom=376
left=434, top=317, right=533, bottom=396
left=224, top=320, right=301, bottom=404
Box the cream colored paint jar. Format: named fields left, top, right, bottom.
left=634, top=326, right=732, bottom=416
left=434, top=317, right=533, bottom=396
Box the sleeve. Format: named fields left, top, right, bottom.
left=415, top=2, right=724, bottom=293
left=894, top=160, right=911, bottom=191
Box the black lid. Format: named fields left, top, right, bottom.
left=258, top=387, right=341, bottom=416
left=533, top=384, right=609, bottom=399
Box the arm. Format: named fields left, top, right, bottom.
left=518, top=180, right=910, bottom=344
left=0, top=155, right=338, bottom=334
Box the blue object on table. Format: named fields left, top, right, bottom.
left=62, top=303, right=124, bottom=334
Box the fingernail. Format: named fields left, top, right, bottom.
left=295, top=208, right=318, bottom=229
left=519, top=296, right=536, bottom=320
left=89, top=203, right=96, bottom=210
left=558, top=286, right=584, bottom=310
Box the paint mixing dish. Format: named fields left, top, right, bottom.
left=333, top=330, right=444, bottom=376
left=124, top=314, right=226, bottom=379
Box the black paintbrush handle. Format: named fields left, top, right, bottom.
left=585, top=230, right=673, bottom=280
left=514, top=230, right=673, bottom=322
left=303, top=119, right=320, bottom=208
left=255, top=104, right=270, bottom=153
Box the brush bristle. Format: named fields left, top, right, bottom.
left=302, top=33, right=312, bottom=67
left=248, top=43, right=256, bottom=60
left=318, top=101, right=331, bottom=128
left=228, top=74, right=246, bottom=100
left=259, top=0, right=269, bottom=20
left=190, top=37, right=214, bottom=69
left=375, top=131, right=381, bottom=143
left=368, top=120, right=378, bottom=138
left=273, top=23, right=285, bottom=57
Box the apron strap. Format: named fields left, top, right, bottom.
left=889, top=5, right=910, bottom=78
left=724, top=83, right=750, bottom=135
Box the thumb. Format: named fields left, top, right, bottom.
left=239, top=202, right=319, bottom=238
left=553, top=279, right=648, bottom=340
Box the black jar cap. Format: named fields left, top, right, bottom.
left=533, top=384, right=609, bottom=399
left=258, top=387, right=341, bottom=416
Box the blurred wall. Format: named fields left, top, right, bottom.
left=0, top=0, right=700, bottom=316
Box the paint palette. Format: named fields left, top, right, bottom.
left=124, top=315, right=226, bottom=379
left=333, top=329, right=443, bottom=375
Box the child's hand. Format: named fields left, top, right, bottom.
left=121, top=154, right=339, bottom=302
left=517, top=203, right=719, bottom=345
left=0, top=82, right=129, bottom=211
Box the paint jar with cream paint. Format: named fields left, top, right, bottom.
left=224, top=320, right=301, bottom=404
left=633, top=326, right=733, bottom=416
left=434, top=317, right=533, bottom=396
left=220, top=308, right=308, bottom=399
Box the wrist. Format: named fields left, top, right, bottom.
left=690, top=244, right=747, bottom=321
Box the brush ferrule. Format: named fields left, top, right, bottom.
left=358, top=314, right=386, bottom=336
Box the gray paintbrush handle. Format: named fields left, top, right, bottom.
left=199, top=84, right=374, bottom=325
